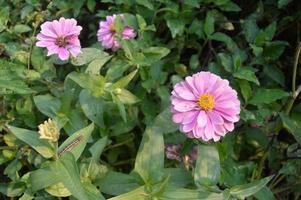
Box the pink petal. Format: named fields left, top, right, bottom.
left=57, top=48, right=70, bottom=60
left=197, top=111, right=207, bottom=127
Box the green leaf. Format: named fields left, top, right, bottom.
left=160, top=186, right=224, bottom=200
left=112, top=93, right=127, bottom=122
left=34, top=94, right=61, bottom=118
left=108, top=186, right=146, bottom=200
left=278, top=0, right=293, bottom=8
left=249, top=88, right=289, bottom=105
left=280, top=113, right=301, bottom=145
left=164, top=168, right=193, bottom=187
left=30, top=162, right=61, bottom=191
left=79, top=89, right=104, bottom=127
left=230, top=176, right=273, bottom=199
left=194, top=145, right=220, bottom=186
left=116, top=89, right=140, bottom=105
left=134, top=110, right=170, bottom=183
left=263, top=65, right=285, bottom=86
left=166, top=18, right=185, bottom=38
left=142, top=47, right=170, bottom=60
left=58, top=123, right=94, bottom=160
left=263, top=41, right=287, bottom=61
left=6, top=125, right=54, bottom=158
left=219, top=1, right=241, bottom=12
left=67, top=72, right=106, bottom=97
left=254, top=186, right=276, bottom=200
left=238, top=80, right=252, bottom=102
left=264, top=22, right=277, bottom=41
left=58, top=153, right=89, bottom=200
left=112, top=69, right=138, bottom=89
left=95, top=171, right=140, bottom=196
left=233, top=68, right=259, bottom=85
left=89, top=136, right=108, bottom=161
left=13, top=24, right=31, bottom=33
left=204, top=11, right=215, bottom=36
left=85, top=56, right=112, bottom=75
left=71, top=48, right=109, bottom=66
left=0, top=79, right=35, bottom=94
left=136, top=0, right=154, bottom=10
left=210, top=32, right=237, bottom=51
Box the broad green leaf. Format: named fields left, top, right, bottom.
left=116, top=89, right=140, bottom=105
left=263, top=65, right=285, bottom=86
left=79, top=89, right=104, bottom=127
left=241, top=16, right=259, bottom=43
left=217, top=53, right=233, bottom=72
left=219, top=1, right=241, bottom=12
left=238, top=80, right=252, bottom=102
left=164, top=168, right=193, bottom=187
left=30, top=162, right=62, bottom=191
left=58, top=123, right=94, bottom=160
left=112, top=93, right=127, bottom=122
left=264, top=22, right=277, bottom=41
left=67, top=72, right=106, bottom=97
left=280, top=113, right=301, bottom=145
left=278, top=0, right=293, bottom=8
left=254, top=186, right=276, bottom=200
left=134, top=110, right=172, bottom=183
left=45, top=182, right=71, bottom=197
left=95, top=171, right=140, bottom=196
left=7, top=125, right=54, bottom=158
left=160, top=186, right=224, bottom=200
left=152, top=108, right=178, bottom=134
left=230, top=176, right=273, bottom=199
left=0, top=79, right=35, bottom=94
left=71, top=48, right=109, bottom=66
left=33, top=94, right=61, bottom=118
left=112, top=70, right=138, bottom=89
left=82, top=181, right=105, bottom=200
left=13, top=24, right=31, bottom=33
left=166, top=18, right=185, bottom=38
left=234, top=68, right=259, bottom=85
left=210, top=32, right=237, bottom=51
left=89, top=136, right=108, bottom=161
left=136, top=0, right=154, bottom=10
left=136, top=14, right=147, bottom=30
left=249, top=88, right=289, bottom=105
left=263, top=41, right=287, bottom=61
left=142, top=47, right=170, bottom=60
left=194, top=145, right=220, bottom=186
left=204, top=11, right=215, bottom=36
left=85, top=56, right=112, bottom=75
left=58, top=153, right=89, bottom=200
left=108, top=186, right=146, bottom=200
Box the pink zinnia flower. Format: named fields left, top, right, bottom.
left=97, top=14, right=136, bottom=51
left=36, top=17, right=82, bottom=60
left=171, top=72, right=240, bottom=142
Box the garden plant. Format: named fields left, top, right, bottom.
left=0, top=0, right=301, bottom=199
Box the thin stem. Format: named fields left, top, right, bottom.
left=292, top=43, right=301, bottom=93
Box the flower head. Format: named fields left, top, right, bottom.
left=38, top=119, right=60, bottom=142
left=36, top=17, right=82, bottom=60
left=171, top=71, right=240, bottom=142
left=97, top=14, right=136, bottom=51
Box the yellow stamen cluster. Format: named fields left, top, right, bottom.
left=198, top=93, right=215, bottom=111
left=38, top=119, right=60, bottom=142
left=109, top=23, right=116, bottom=32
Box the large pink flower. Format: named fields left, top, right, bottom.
left=171, top=72, right=240, bottom=142
left=36, top=17, right=82, bottom=60
left=97, top=14, right=136, bottom=51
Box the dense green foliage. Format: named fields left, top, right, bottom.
left=0, top=0, right=301, bottom=199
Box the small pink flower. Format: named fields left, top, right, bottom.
left=97, top=14, right=136, bottom=51
left=171, top=71, right=240, bottom=142
left=36, top=17, right=82, bottom=60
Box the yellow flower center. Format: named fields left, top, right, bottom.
left=198, top=93, right=215, bottom=111
left=109, top=23, right=116, bottom=32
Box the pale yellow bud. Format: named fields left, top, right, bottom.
left=38, top=119, right=60, bottom=142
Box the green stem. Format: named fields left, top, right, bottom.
left=292, top=42, right=301, bottom=93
